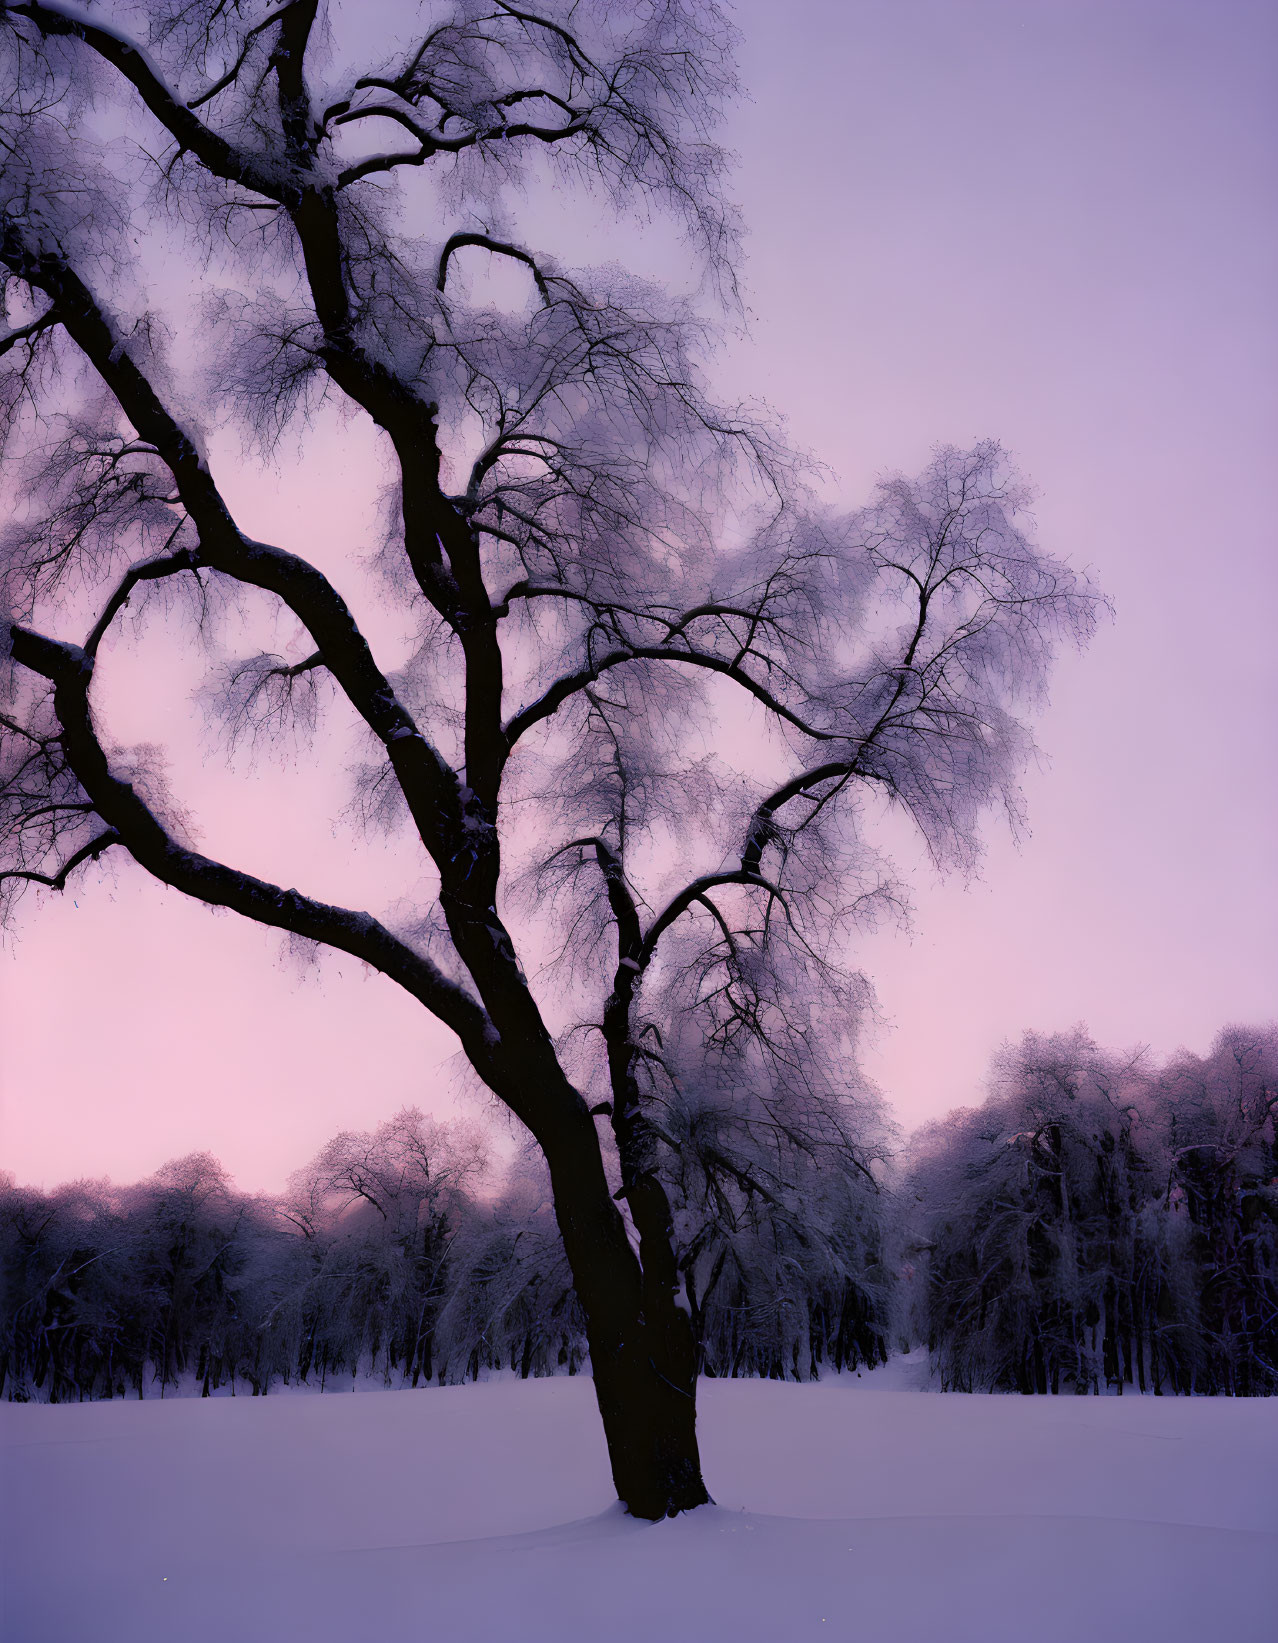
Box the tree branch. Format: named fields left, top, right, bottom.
left=0, top=216, right=467, bottom=866
left=12, top=4, right=502, bottom=784
left=5, top=620, right=500, bottom=1067
left=266, top=649, right=324, bottom=681
left=5, top=1, right=288, bottom=202
left=83, top=542, right=197, bottom=657
left=504, top=645, right=839, bottom=750
left=639, top=870, right=779, bottom=968
left=436, top=232, right=552, bottom=302
left=740, top=761, right=863, bottom=875
left=0, top=306, right=57, bottom=358
left=336, top=111, right=591, bottom=188
left=0, top=827, right=120, bottom=892
left=580, top=834, right=642, bottom=960
left=186, top=2, right=297, bottom=111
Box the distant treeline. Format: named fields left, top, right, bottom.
left=2, top=1026, right=1274, bottom=1401
left=905, top=1026, right=1278, bottom=1396
left=0, top=1094, right=890, bottom=1401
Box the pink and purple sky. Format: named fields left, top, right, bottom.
left=1, top=0, right=1274, bottom=1193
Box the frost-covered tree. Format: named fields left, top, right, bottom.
left=1150, top=1027, right=1278, bottom=1393
left=0, top=1, right=1099, bottom=1512
left=435, top=1154, right=587, bottom=1382
left=653, top=1005, right=895, bottom=1379
left=908, top=1026, right=1278, bottom=1395
left=277, top=1106, right=486, bottom=1387
left=908, top=1032, right=1157, bottom=1393
left=0, top=1153, right=287, bottom=1401
left=0, top=1113, right=490, bottom=1401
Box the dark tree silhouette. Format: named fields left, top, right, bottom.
left=0, top=0, right=1099, bottom=1515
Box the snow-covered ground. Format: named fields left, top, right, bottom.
left=4, top=1360, right=1275, bottom=1642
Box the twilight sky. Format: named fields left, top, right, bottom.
left=1, top=0, right=1274, bottom=1193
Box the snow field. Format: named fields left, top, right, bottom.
left=3, top=1367, right=1275, bottom=1642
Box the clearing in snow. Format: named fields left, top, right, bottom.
left=3, top=1363, right=1275, bottom=1642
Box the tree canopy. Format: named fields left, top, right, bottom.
left=0, top=0, right=1101, bottom=1514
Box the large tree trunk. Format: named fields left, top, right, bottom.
left=541, top=1110, right=711, bottom=1519
left=441, top=860, right=711, bottom=1518
left=588, top=1332, right=709, bottom=1520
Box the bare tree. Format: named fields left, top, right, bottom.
left=0, top=0, right=1100, bottom=1514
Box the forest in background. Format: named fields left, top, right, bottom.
left=4, top=1024, right=1274, bottom=1403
